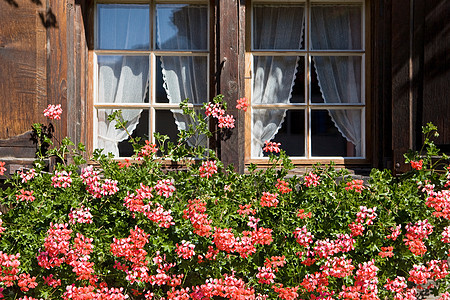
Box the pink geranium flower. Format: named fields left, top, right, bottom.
left=43, top=104, right=62, bottom=120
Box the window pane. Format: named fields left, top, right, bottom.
left=155, top=109, right=207, bottom=148
left=96, top=109, right=149, bottom=157
left=310, top=5, right=362, bottom=50
left=253, top=56, right=304, bottom=104
left=253, top=5, right=305, bottom=50
left=97, top=56, right=149, bottom=104
left=97, top=4, right=149, bottom=50
left=156, top=4, right=208, bottom=50
left=252, top=109, right=305, bottom=157
left=311, top=109, right=361, bottom=157
left=156, top=56, right=208, bottom=104
left=310, top=56, right=362, bottom=103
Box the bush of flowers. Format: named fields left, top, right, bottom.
left=0, top=98, right=449, bottom=300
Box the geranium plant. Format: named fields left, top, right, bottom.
left=0, top=97, right=449, bottom=300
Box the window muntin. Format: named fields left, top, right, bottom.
left=94, top=1, right=209, bottom=157
left=250, top=1, right=365, bottom=159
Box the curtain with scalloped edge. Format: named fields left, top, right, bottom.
left=158, top=5, right=208, bottom=147
left=310, top=5, right=363, bottom=156
left=97, top=7, right=150, bottom=156
left=251, top=5, right=305, bottom=157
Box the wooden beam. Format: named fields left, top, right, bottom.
left=217, top=0, right=245, bottom=173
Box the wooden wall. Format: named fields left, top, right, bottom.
left=390, top=0, right=450, bottom=173
left=0, top=0, right=89, bottom=175
left=0, top=0, right=448, bottom=175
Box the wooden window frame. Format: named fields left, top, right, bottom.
left=244, top=0, right=371, bottom=167
left=87, top=0, right=214, bottom=159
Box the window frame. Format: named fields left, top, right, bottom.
left=89, top=0, right=212, bottom=158
left=244, top=0, right=371, bottom=166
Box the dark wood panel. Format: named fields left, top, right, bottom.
left=391, top=0, right=412, bottom=174
left=422, top=0, right=450, bottom=145
left=218, top=0, right=244, bottom=172
left=0, top=0, right=48, bottom=140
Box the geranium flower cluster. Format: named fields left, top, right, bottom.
left=320, top=256, right=355, bottom=278
left=442, top=226, right=450, bottom=243
left=349, top=206, right=377, bottom=237
left=15, top=189, right=35, bottom=202
left=425, top=189, right=450, bottom=219
left=197, top=246, right=219, bottom=263
left=260, top=192, right=278, bottom=207
left=354, top=260, right=379, bottom=298
left=293, top=226, right=314, bottom=247
left=155, top=179, right=176, bottom=198
left=403, top=219, right=433, bottom=256
left=51, top=170, right=72, bottom=188
left=81, top=166, right=119, bottom=198
left=272, top=284, right=299, bottom=300
left=345, top=179, right=365, bottom=193
left=0, top=161, right=6, bottom=176
left=410, top=159, right=423, bottom=170
left=192, top=273, right=255, bottom=300
left=37, top=223, right=97, bottom=284
left=263, top=140, right=281, bottom=153
left=68, top=205, right=93, bottom=224
left=236, top=97, right=248, bottom=111
left=63, top=284, right=129, bottom=300
left=237, top=204, right=256, bottom=216
left=43, top=104, right=62, bottom=120
left=199, top=160, right=218, bottom=179
left=148, top=252, right=183, bottom=287
left=276, top=179, right=292, bottom=194
left=110, top=226, right=150, bottom=283
left=304, top=172, right=320, bottom=187
left=124, top=186, right=175, bottom=228
left=384, top=276, right=418, bottom=300
left=19, top=168, right=35, bottom=183
left=0, top=252, right=21, bottom=287
left=313, top=234, right=355, bottom=258
left=297, top=209, right=312, bottom=219
left=378, top=246, right=394, bottom=258
left=205, top=102, right=235, bottom=129
left=183, top=199, right=212, bottom=237
left=386, top=224, right=402, bottom=240
left=139, top=140, right=158, bottom=158
left=175, top=240, right=196, bottom=259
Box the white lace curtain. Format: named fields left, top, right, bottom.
left=157, top=5, right=208, bottom=147
left=310, top=5, right=362, bottom=156
left=252, top=4, right=362, bottom=157
left=251, top=5, right=305, bottom=157
left=97, top=7, right=150, bottom=156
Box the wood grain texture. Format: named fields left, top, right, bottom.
left=422, top=0, right=450, bottom=145
left=217, top=0, right=244, bottom=172
left=0, top=0, right=48, bottom=140
left=391, top=0, right=412, bottom=174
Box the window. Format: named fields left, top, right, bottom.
left=248, top=0, right=366, bottom=160
left=93, top=1, right=209, bottom=157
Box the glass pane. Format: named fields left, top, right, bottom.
left=310, top=5, right=362, bottom=50
left=97, top=56, right=149, bottom=104
left=155, top=110, right=207, bottom=148
left=311, top=109, right=362, bottom=157
left=253, top=5, right=305, bottom=50
left=252, top=109, right=305, bottom=157
left=310, top=56, right=362, bottom=103
left=97, top=4, right=149, bottom=50
left=96, top=109, right=149, bottom=157
left=156, top=4, right=208, bottom=50
left=156, top=56, right=208, bottom=104
left=253, top=56, right=304, bottom=104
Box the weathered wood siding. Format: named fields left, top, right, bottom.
left=0, top=0, right=89, bottom=171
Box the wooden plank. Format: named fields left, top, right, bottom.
left=0, top=0, right=48, bottom=140
left=422, top=0, right=450, bottom=145
left=391, top=0, right=412, bottom=174
left=217, top=0, right=243, bottom=172
left=47, top=0, right=68, bottom=142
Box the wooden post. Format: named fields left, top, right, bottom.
left=217, top=0, right=245, bottom=173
